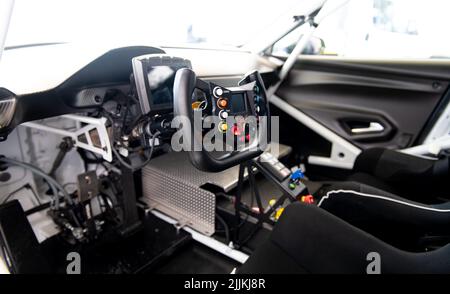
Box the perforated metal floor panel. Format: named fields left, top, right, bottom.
left=141, top=166, right=216, bottom=235
left=140, top=143, right=291, bottom=235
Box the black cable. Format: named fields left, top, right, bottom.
left=121, top=93, right=142, bottom=135
left=0, top=165, right=58, bottom=209
left=111, top=131, right=160, bottom=171
left=0, top=158, right=61, bottom=208
left=215, top=213, right=230, bottom=244
left=216, top=191, right=253, bottom=231
left=103, top=111, right=160, bottom=171
left=0, top=157, right=81, bottom=227
left=235, top=177, right=265, bottom=249
left=77, top=148, right=104, bottom=164
left=237, top=224, right=260, bottom=249
left=29, top=184, right=41, bottom=205
left=120, top=95, right=133, bottom=135
left=49, top=137, right=73, bottom=177
left=25, top=201, right=52, bottom=216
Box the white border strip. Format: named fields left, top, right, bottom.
left=150, top=209, right=249, bottom=264
left=318, top=189, right=450, bottom=212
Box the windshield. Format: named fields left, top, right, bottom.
left=5, top=0, right=304, bottom=49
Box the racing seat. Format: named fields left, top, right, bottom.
left=239, top=200, right=450, bottom=274
left=316, top=181, right=450, bottom=251
left=239, top=148, right=450, bottom=274
left=346, top=148, right=450, bottom=203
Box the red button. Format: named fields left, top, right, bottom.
left=231, top=125, right=241, bottom=136
left=301, top=195, right=314, bottom=204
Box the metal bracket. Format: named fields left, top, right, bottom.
left=77, top=171, right=99, bottom=203
left=22, top=114, right=112, bottom=162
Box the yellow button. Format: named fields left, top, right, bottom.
left=275, top=207, right=284, bottom=220
left=219, top=122, right=228, bottom=132
left=192, top=101, right=202, bottom=110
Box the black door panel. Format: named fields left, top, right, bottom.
left=276, top=58, right=450, bottom=150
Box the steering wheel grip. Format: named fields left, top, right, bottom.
left=173, top=68, right=264, bottom=172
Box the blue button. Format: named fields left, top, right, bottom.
left=290, top=169, right=304, bottom=181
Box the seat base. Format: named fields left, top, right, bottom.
left=239, top=202, right=450, bottom=274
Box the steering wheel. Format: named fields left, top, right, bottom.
left=173, top=68, right=270, bottom=172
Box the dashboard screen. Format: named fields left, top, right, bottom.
left=132, top=54, right=192, bottom=114
left=147, top=66, right=175, bottom=107
left=230, top=93, right=246, bottom=113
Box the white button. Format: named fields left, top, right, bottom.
left=213, top=87, right=223, bottom=98
left=219, top=110, right=228, bottom=119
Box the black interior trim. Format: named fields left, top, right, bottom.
left=275, top=57, right=450, bottom=150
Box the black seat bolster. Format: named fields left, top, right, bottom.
left=353, top=147, right=386, bottom=175
left=350, top=148, right=450, bottom=201
left=353, top=148, right=435, bottom=180
left=239, top=203, right=450, bottom=274
left=318, top=189, right=450, bottom=234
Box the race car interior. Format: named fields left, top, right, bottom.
left=1, top=3, right=450, bottom=274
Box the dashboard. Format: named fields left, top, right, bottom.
left=0, top=43, right=303, bottom=272
left=0, top=44, right=278, bottom=139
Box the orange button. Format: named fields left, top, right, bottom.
left=217, top=98, right=228, bottom=109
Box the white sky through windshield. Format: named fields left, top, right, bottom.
left=5, top=0, right=303, bottom=48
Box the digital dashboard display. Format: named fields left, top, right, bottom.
left=132, top=54, right=192, bottom=114
left=230, top=93, right=246, bottom=113
left=147, top=66, right=175, bottom=107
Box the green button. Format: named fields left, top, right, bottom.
left=289, top=183, right=296, bottom=190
